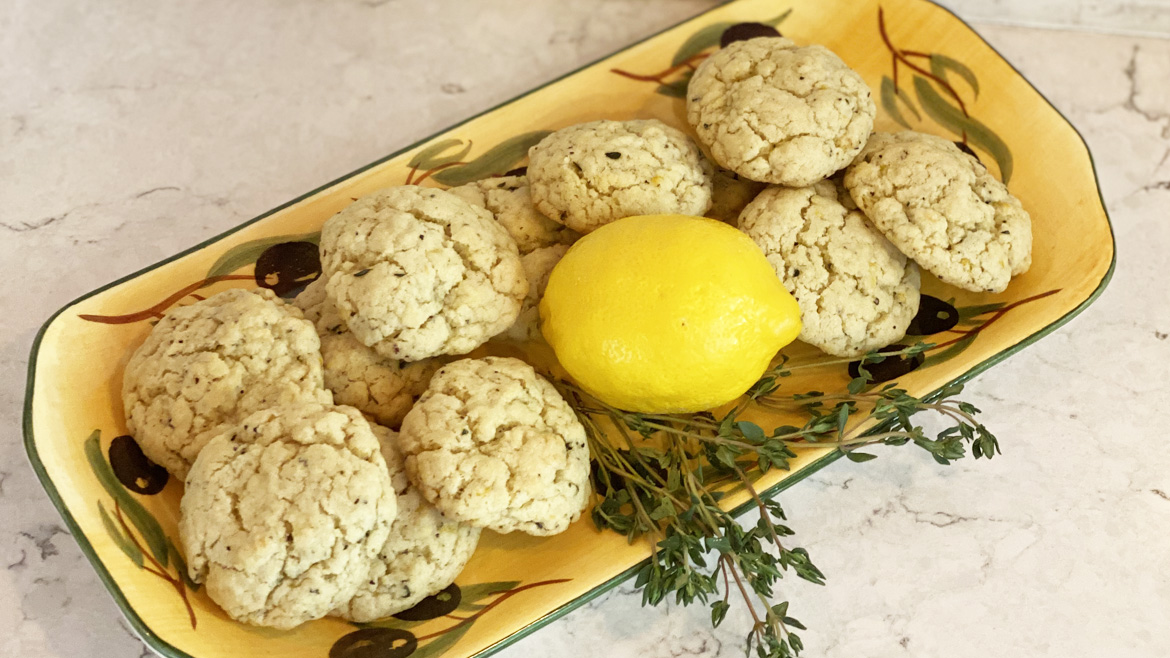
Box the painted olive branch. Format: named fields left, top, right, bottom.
left=878, top=7, right=970, bottom=135
left=114, top=503, right=197, bottom=629
left=78, top=274, right=255, bottom=324
left=610, top=51, right=710, bottom=85
left=413, top=579, right=570, bottom=642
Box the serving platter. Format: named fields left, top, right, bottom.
left=23, top=0, right=1114, bottom=656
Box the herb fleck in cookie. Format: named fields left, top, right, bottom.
left=527, top=119, right=713, bottom=234
left=180, top=404, right=396, bottom=630
left=121, top=288, right=331, bottom=480
left=296, top=280, right=442, bottom=428
left=319, top=186, right=527, bottom=361
left=449, top=175, right=580, bottom=254
left=739, top=180, right=920, bottom=357
left=334, top=424, right=481, bottom=622
left=398, top=357, right=591, bottom=536
left=505, top=244, right=570, bottom=343
left=843, top=131, right=1032, bottom=293
left=686, top=37, right=875, bottom=186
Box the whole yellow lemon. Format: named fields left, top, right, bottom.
left=540, top=214, right=801, bottom=413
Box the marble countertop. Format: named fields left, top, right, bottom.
left=3, top=1, right=1168, bottom=656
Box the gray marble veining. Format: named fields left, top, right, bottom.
left=3, top=1, right=1169, bottom=656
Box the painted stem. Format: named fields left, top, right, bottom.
left=413, top=579, right=571, bottom=642
left=78, top=274, right=255, bottom=324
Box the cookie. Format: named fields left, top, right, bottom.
left=180, top=403, right=396, bottom=629
left=449, top=175, right=580, bottom=254
left=504, top=244, right=570, bottom=342
left=295, top=279, right=442, bottom=428
left=292, top=277, right=344, bottom=335
left=707, top=167, right=766, bottom=224
left=738, top=180, right=921, bottom=357
left=843, top=131, right=1032, bottom=293
left=527, top=119, right=713, bottom=234
left=333, top=424, right=481, bottom=622
left=319, top=186, right=528, bottom=361
left=398, top=357, right=591, bottom=536
left=121, top=288, right=331, bottom=480
left=686, top=37, right=876, bottom=186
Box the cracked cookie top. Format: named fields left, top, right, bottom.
left=397, top=357, right=591, bottom=536
left=843, top=131, right=1032, bottom=293
left=526, top=119, right=713, bottom=234
left=121, top=288, right=331, bottom=481
left=686, top=37, right=875, bottom=186
left=179, top=403, right=396, bottom=629
left=449, top=175, right=580, bottom=254
left=333, top=424, right=481, bottom=622
left=295, top=279, right=443, bottom=429
left=319, top=186, right=527, bottom=362
left=739, top=180, right=921, bottom=357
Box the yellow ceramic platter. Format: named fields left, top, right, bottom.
left=23, top=1, right=1113, bottom=657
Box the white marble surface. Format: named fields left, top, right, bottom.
left=3, top=1, right=1169, bottom=657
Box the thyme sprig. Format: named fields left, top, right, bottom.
left=556, top=343, right=999, bottom=657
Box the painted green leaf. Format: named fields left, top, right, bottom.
left=913, top=76, right=1013, bottom=183
left=411, top=622, right=472, bottom=658
left=956, top=301, right=1006, bottom=322
left=407, top=138, right=464, bottom=169
left=457, top=581, right=519, bottom=605
left=204, top=232, right=320, bottom=280
left=931, top=54, right=980, bottom=99
left=431, top=131, right=552, bottom=186
left=98, top=501, right=144, bottom=568
left=657, top=72, right=692, bottom=98
left=84, top=431, right=169, bottom=567
left=671, top=10, right=792, bottom=65
left=671, top=23, right=730, bottom=66
left=921, top=332, right=978, bottom=369
left=167, top=537, right=200, bottom=591
left=880, top=76, right=921, bottom=129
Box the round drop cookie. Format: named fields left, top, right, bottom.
left=843, top=131, right=1032, bottom=293
left=292, top=277, right=344, bottom=335
left=179, top=404, right=396, bottom=629
left=707, top=167, right=766, bottom=224
left=527, top=119, right=713, bottom=234
left=319, top=186, right=528, bottom=361
left=686, top=37, right=876, bottom=186
left=121, top=288, right=331, bottom=481
left=296, top=279, right=441, bottom=428
left=504, top=244, right=570, bottom=342
left=398, top=357, right=591, bottom=536
left=739, top=180, right=921, bottom=357
left=334, top=424, right=481, bottom=622
left=449, top=175, right=580, bottom=254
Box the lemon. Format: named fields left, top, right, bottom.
left=540, top=214, right=801, bottom=413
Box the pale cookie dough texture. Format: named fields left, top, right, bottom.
left=398, top=357, right=591, bottom=536
left=180, top=404, right=396, bottom=630
left=295, top=279, right=441, bottom=428
left=686, top=37, right=876, bottom=186
left=121, top=288, right=331, bottom=480
left=527, top=119, right=714, bottom=234
left=707, top=167, right=766, bottom=223
left=843, top=131, right=1033, bottom=293
left=293, top=277, right=344, bottom=335
left=739, top=180, right=921, bottom=357
left=334, top=425, right=481, bottom=622
left=504, top=244, right=570, bottom=342
left=319, top=186, right=527, bottom=361
left=449, top=175, right=580, bottom=254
